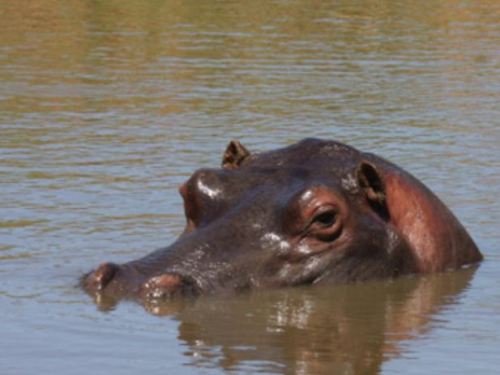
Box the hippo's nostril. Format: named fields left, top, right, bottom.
left=84, top=262, right=119, bottom=291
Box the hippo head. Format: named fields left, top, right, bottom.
left=83, top=139, right=481, bottom=305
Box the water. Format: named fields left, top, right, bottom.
left=1, top=0, right=499, bottom=374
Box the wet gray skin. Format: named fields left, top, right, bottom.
left=82, top=138, right=481, bottom=307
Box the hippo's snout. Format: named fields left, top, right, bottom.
left=83, top=260, right=200, bottom=301
left=83, top=262, right=120, bottom=291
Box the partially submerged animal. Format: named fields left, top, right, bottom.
left=82, top=139, right=482, bottom=303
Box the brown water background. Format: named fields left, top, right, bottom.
left=1, top=1, right=499, bottom=374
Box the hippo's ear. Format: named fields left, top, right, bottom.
left=357, top=156, right=481, bottom=272
left=222, top=140, right=251, bottom=169
left=356, top=161, right=390, bottom=221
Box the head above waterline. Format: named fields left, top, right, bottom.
left=82, top=138, right=482, bottom=308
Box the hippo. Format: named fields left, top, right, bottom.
left=82, top=139, right=482, bottom=304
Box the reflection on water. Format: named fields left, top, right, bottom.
left=147, top=267, right=477, bottom=374
left=1, top=0, right=499, bottom=374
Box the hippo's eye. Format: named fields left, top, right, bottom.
left=312, top=210, right=337, bottom=228
left=307, top=207, right=342, bottom=241
left=293, top=186, right=344, bottom=241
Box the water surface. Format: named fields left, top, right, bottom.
left=1, top=1, right=499, bottom=374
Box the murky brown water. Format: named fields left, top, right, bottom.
left=1, top=0, right=499, bottom=374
